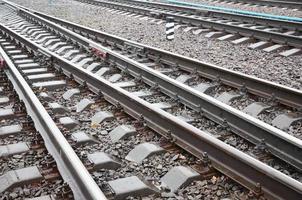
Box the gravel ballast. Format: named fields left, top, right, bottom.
left=41, top=75, right=254, bottom=200
left=9, top=0, right=302, bottom=91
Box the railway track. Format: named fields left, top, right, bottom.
left=199, top=0, right=302, bottom=10
left=8, top=0, right=302, bottom=167
left=0, top=1, right=302, bottom=199
left=0, top=31, right=256, bottom=200
left=73, top=0, right=302, bottom=57
left=0, top=35, right=92, bottom=200
left=1, top=37, right=252, bottom=200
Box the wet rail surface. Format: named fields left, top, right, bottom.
left=0, top=1, right=302, bottom=200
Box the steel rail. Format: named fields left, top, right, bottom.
left=4, top=0, right=302, bottom=171
left=0, top=17, right=301, bottom=200
left=216, top=0, right=302, bottom=10
left=75, top=0, right=302, bottom=48
left=114, top=0, right=302, bottom=28
left=10, top=1, right=302, bottom=109
left=0, top=31, right=107, bottom=200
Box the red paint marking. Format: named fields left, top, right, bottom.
left=91, top=47, right=107, bottom=59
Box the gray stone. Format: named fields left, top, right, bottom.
left=175, top=74, right=192, bottom=83
left=76, top=98, right=94, bottom=112
left=263, top=28, right=279, bottom=32
left=39, top=92, right=54, bottom=102
left=272, top=113, right=302, bottom=130
left=86, top=62, right=101, bottom=71
left=161, top=166, right=200, bottom=192
left=131, top=90, right=153, bottom=98
left=7, top=50, right=22, bottom=55
left=0, top=96, right=9, bottom=105
left=176, top=115, right=194, bottom=123
left=0, top=108, right=14, bottom=120
left=174, top=25, right=184, bottom=30
left=76, top=58, right=94, bottom=68
left=231, top=37, right=252, bottom=44
left=108, top=176, right=155, bottom=199
left=32, top=80, right=66, bottom=91
left=95, top=67, right=110, bottom=76
left=43, top=39, right=61, bottom=47
left=31, top=31, right=48, bottom=38
left=183, top=27, right=195, bottom=32
left=63, top=88, right=80, bottom=100
left=249, top=25, right=266, bottom=29
left=109, top=74, right=122, bottom=83
left=91, top=111, right=114, bottom=124
left=0, top=142, right=29, bottom=157
left=100, top=130, right=108, bottom=135
left=283, top=31, right=296, bottom=35
left=14, top=59, right=35, bottom=64
left=36, top=36, right=57, bottom=44
left=56, top=46, right=74, bottom=54
left=192, top=29, right=210, bottom=35
left=248, top=41, right=271, bottom=49
left=0, top=125, right=22, bottom=138
left=152, top=102, right=172, bottom=109
left=237, top=23, right=254, bottom=27
left=48, top=42, right=67, bottom=51
left=25, top=195, right=55, bottom=200
left=126, top=143, right=164, bottom=164
left=88, top=152, right=121, bottom=170
left=62, top=50, right=80, bottom=59
left=23, top=188, right=31, bottom=196
left=27, top=73, right=56, bottom=82
left=205, top=31, right=224, bottom=38
left=70, top=54, right=87, bottom=63
left=243, top=102, right=271, bottom=117
left=26, top=27, right=42, bottom=34
left=279, top=48, right=301, bottom=57
left=48, top=102, right=69, bottom=115
left=263, top=44, right=286, bottom=52
left=71, top=131, right=97, bottom=145
left=18, top=63, right=40, bottom=69
left=3, top=46, right=16, bottom=50
left=215, top=92, right=242, bottom=105
left=114, top=81, right=136, bottom=88
left=193, top=83, right=216, bottom=94
left=59, top=117, right=79, bottom=130
left=109, top=125, right=137, bottom=142
left=22, top=68, right=48, bottom=75
left=218, top=34, right=237, bottom=41
left=9, top=192, right=18, bottom=198
left=0, top=166, right=43, bottom=192
left=11, top=55, right=28, bottom=60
